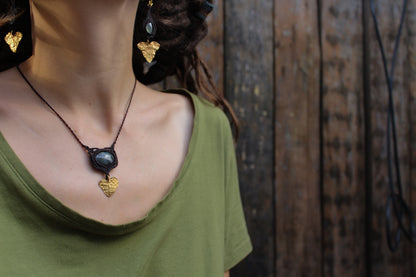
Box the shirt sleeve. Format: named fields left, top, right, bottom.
left=221, top=116, right=253, bottom=271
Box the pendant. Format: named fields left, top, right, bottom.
left=99, top=176, right=119, bottom=197
left=86, top=147, right=119, bottom=197
left=87, top=147, right=118, bottom=176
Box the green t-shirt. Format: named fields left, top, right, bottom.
left=0, top=89, right=252, bottom=276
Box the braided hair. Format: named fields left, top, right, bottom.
left=0, top=0, right=239, bottom=136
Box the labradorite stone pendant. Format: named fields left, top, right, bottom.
left=86, top=147, right=119, bottom=197
left=96, top=151, right=115, bottom=167
left=87, top=147, right=118, bottom=174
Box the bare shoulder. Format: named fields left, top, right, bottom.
left=140, top=88, right=195, bottom=126
left=135, top=87, right=195, bottom=145
left=156, top=89, right=194, bottom=117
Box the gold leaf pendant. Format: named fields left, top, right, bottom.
left=99, top=177, right=119, bottom=197
left=137, top=41, right=160, bottom=63
left=5, top=31, right=23, bottom=53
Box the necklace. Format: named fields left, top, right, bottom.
left=16, top=66, right=137, bottom=197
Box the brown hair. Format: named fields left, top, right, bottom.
left=0, top=13, right=15, bottom=26
left=1, top=0, right=239, bottom=137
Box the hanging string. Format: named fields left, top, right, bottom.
left=369, top=0, right=416, bottom=252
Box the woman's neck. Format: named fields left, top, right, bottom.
left=19, top=0, right=141, bottom=128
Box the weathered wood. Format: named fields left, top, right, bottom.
left=320, top=1, right=367, bottom=276
left=367, top=0, right=412, bottom=275
left=224, top=0, right=275, bottom=276
left=408, top=1, right=416, bottom=275
left=177, top=1, right=416, bottom=275
left=274, top=1, right=321, bottom=276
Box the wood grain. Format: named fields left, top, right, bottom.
left=274, top=0, right=321, bottom=276
left=167, top=1, right=416, bottom=275
left=408, top=1, right=416, bottom=275
left=320, top=1, right=367, bottom=276
left=223, top=0, right=275, bottom=276
left=367, top=0, right=412, bottom=275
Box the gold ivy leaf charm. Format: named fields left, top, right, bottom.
left=99, top=177, right=119, bottom=197
left=4, top=31, right=23, bottom=53
left=137, top=41, right=160, bottom=63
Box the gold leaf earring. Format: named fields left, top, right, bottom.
left=5, top=31, right=23, bottom=53
left=137, top=0, right=160, bottom=63
left=4, top=1, right=23, bottom=53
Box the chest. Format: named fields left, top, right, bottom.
left=0, top=103, right=192, bottom=225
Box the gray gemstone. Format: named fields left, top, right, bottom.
left=95, top=152, right=115, bottom=167
left=146, top=22, right=153, bottom=35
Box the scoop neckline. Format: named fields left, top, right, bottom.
left=0, top=89, right=200, bottom=236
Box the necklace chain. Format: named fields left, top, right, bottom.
left=16, top=66, right=137, bottom=152
left=16, top=67, right=136, bottom=198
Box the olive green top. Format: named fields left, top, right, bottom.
left=0, top=89, right=252, bottom=276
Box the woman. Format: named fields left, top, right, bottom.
left=0, top=0, right=252, bottom=276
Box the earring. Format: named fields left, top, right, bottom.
left=137, top=0, right=160, bottom=63
left=4, top=1, right=23, bottom=53
left=5, top=31, right=23, bottom=53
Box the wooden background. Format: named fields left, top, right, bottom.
left=195, top=0, right=416, bottom=276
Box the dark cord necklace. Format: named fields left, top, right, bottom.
left=16, top=66, right=137, bottom=197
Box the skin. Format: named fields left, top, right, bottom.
left=0, top=0, right=229, bottom=275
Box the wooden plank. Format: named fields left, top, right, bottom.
left=367, top=0, right=412, bottom=275
left=408, top=1, right=416, bottom=275
left=320, top=1, right=367, bottom=276
left=274, top=1, right=322, bottom=276
left=223, top=1, right=275, bottom=276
